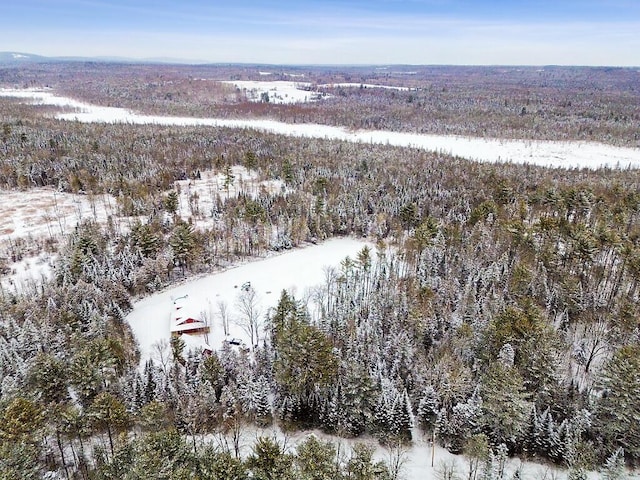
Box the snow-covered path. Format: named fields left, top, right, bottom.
left=2, top=88, right=639, bottom=169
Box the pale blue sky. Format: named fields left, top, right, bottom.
left=1, top=0, right=638, bottom=65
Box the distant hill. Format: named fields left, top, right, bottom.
left=0, top=52, right=49, bottom=65
left=0, top=51, right=207, bottom=66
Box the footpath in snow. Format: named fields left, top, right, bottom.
left=2, top=88, right=640, bottom=169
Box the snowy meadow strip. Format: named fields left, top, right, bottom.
left=2, top=88, right=640, bottom=169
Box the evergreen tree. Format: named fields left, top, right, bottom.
left=346, top=443, right=390, bottom=480
left=247, top=436, right=294, bottom=480
left=271, top=291, right=338, bottom=425
left=479, top=363, right=531, bottom=452
left=164, top=190, right=179, bottom=215
left=417, top=386, right=440, bottom=433
left=170, top=222, right=196, bottom=272
left=199, top=447, right=247, bottom=480
left=131, top=221, right=160, bottom=257
left=601, top=448, right=627, bottom=480
left=436, top=392, right=482, bottom=454
left=0, top=442, right=42, bottom=480
left=594, top=345, right=640, bottom=462
left=295, top=435, right=339, bottom=480
left=143, top=359, right=158, bottom=404
left=253, top=375, right=273, bottom=426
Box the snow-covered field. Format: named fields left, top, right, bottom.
left=0, top=187, right=118, bottom=241
left=0, top=188, right=121, bottom=291
left=126, top=237, right=371, bottom=363
left=220, top=80, right=326, bottom=104
left=2, top=88, right=639, bottom=169
left=0, top=166, right=283, bottom=291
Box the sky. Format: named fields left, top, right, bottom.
left=1, top=0, right=639, bottom=66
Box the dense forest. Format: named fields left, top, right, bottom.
left=0, top=65, right=639, bottom=479
left=2, top=63, right=639, bottom=146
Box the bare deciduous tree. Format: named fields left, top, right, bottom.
left=235, top=285, right=262, bottom=350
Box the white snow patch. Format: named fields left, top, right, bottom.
left=11, top=53, right=28, bottom=59
left=220, top=80, right=324, bottom=104
left=172, top=165, right=287, bottom=229
left=0, top=252, right=56, bottom=292
left=0, top=187, right=120, bottom=242
left=125, top=237, right=371, bottom=364
left=2, top=88, right=640, bottom=169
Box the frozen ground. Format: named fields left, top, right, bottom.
left=0, top=187, right=120, bottom=291
left=2, top=88, right=639, bottom=169
left=220, top=80, right=325, bottom=104
left=173, top=165, right=286, bottom=226
left=126, top=237, right=372, bottom=363
left=0, top=166, right=281, bottom=292
left=0, top=187, right=118, bottom=241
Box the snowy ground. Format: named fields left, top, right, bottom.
left=0, top=166, right=282, bottom=292
left=2, top=88, right=639, bottom=169
left=174, top=165, right=285, bottom=222
left=0, top=187, right=118, bottom=241
left=205, top=422, right=597, bottom=480
left=126, top=237, right=372, bottom=363
left=220, top=80, right=326, bottom=104
left=0, top=187, right=120, bottom=291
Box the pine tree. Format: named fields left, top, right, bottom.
left=417, top=386, right=440, bottom=433
left=479, top=363, right=531, bottom=452
left=169, top=222, right=196, bottom=272
left=143, top=359, right=158, bottom=404
left=436, top=392, right=482, bottom=454
left=254, top=376, right=273, bottom=426
left=295, top=435, right=339, bottom=480
left=247, top=436, right=294, bottom=480
left=390, top=390, right=413, bottom=443
left=271, top=291, right=338, bottom=424
left=164, top=190, right=179, bottom=215
left=594, top=345, right=640, bottom=462
left=601, top=448, right=627, bottom=480
left=131, top=221, right=160, bottom=257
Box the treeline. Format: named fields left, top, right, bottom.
left=2, top=64, right=639, bottom=146
left=0, top=107, right=640, bottom=477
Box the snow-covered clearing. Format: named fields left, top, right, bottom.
left=173, top=165, right=286, bottom=230
left=205, top=423, right=583, bottom=480
left=126, top=237, right=371, bottom=363
left=2, top=88, right=639, bottom=169
left=0, top=187, right=118, bottom=241
left=220, top=80, right=326, bottom=104
left=0, top=188, right=120, bottom=291
left=0, top=166, right=282, bottom=291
